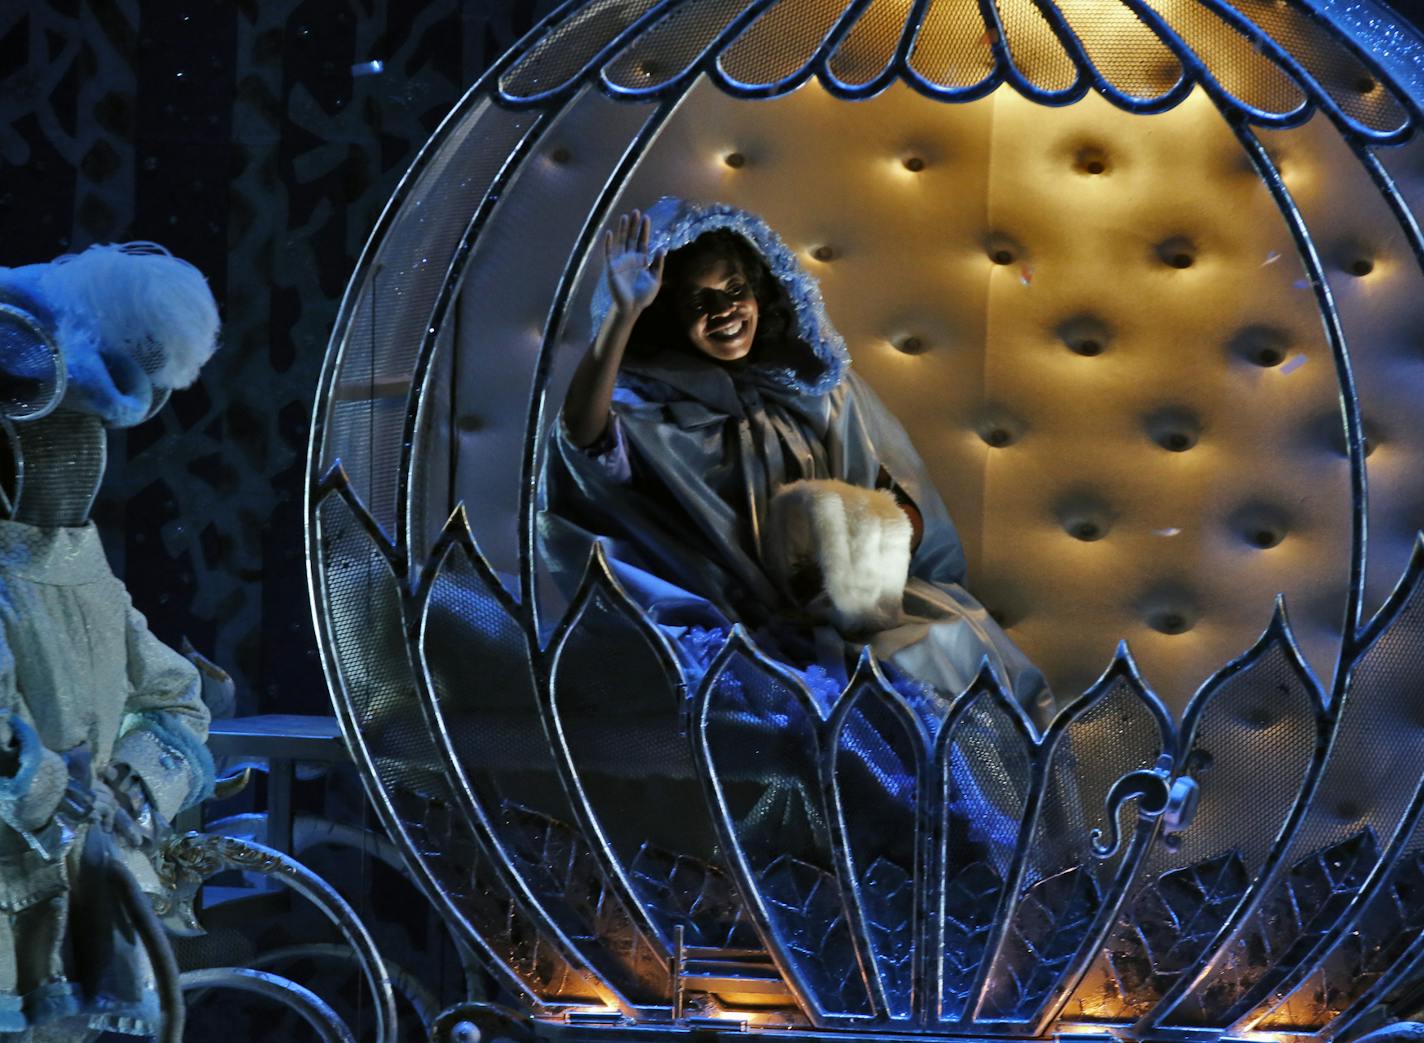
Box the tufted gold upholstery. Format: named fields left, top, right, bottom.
left=439, top=76, right=1424, bottom=714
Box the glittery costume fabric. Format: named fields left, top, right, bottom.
left=0, top=519, right=213, bottom=1038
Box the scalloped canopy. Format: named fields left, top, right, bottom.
left=495, top=0, right=1414, bottom=139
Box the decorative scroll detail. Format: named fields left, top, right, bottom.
left=977, top=648, right=1172, bottom=1026
left=1068, top=604, right=1326, bottom=1022
left=159, top=831, right=397, bottom=1043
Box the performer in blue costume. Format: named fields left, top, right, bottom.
left=541, top=198, right=1051, bottom=727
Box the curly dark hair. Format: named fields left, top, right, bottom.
left=624, top=229, right=811, bottom=373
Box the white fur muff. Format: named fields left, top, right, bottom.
left=763, top=479, right=913, bottom=636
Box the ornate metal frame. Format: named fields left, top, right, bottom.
left=305, top=0, right=1424, bottom=1037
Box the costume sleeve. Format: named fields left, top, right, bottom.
left=833, top=371, right=968, bottom=586
left=558, top=413, right=632, bottom=485
left=110, top=602, right=214, bottom=819
left=0, top=619, right=68, bottom=837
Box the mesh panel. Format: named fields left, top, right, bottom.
left=0, top=304, right=61, bottom=421
left=1073, top=639, right=1320, bottom=1019
left=936, top=689, right=1032, bottom=1021
left=719, top=0, right=854, bottom=86
left=978, top=677, right=1166, bottom=1022
left=501, top=0, right=667, bottom=99
left=316, top=494, right=592, bottom=1000
left=833, top=687, right=921, bottom=1020
left=1226, top=0, right=1408, bottom=133
left=603, top=0, right=762, bottom=90
left=422, top=547, right=670, bottom=1001
left=1259, top=817, right=1424, bottom=1031
left=703, top=651, right=873, bottom=1017
left=1052, top=0, right=1181, bottom=99
left=10, top=411, right=104, bottom=527
left=1170, top=577, right=1424, bottom=1026
left=555, top=585, right=757, bottom=950
left=996, top=0, right=1078, bottom=93
left=908, top=0, right=997, bottom=89
left=321, top=101, right=534, bottom=534
left=1138, top=0, right=1307, bottom=117
left=325, top=396, right=406, bottom=537
left=826, top=0, right=912, bottom=87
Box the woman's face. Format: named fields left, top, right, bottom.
left=674, top=254, right=759, bottom=362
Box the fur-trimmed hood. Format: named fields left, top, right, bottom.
left=589, top=197, right=850, bottom=399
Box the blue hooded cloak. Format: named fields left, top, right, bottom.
left=539, top=198, right=1052, bottom=725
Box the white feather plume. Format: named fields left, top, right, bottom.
left=39, top=242, right=219, bottom=390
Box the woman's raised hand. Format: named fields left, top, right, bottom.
left=604, top=209, right=665, bottom=316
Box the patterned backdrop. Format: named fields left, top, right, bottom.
left=1, top=0, right=557, bottom=716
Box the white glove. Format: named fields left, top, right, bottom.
left=763, top=479, right=912, bottom=636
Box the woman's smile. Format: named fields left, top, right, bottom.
left=680, top=257, right=759, bottom=360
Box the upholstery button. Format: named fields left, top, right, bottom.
left=1075, top=146, right=1108, bottom=176
left=1186, top=748, right=1214, bottom=772
left=1229, top=503, right=1290, bottom=551
left=724, top=151, right=746, bottom=168
left=1137, top=583, right=1198, bottom=635
left=1156, top=236, right=1197, bottom=269
left=1355, top=76, right=1377, bottom=94
left=812, top=245, right=836, bottom=262
left=1057, top=315, right=1111, bottom=357
left=1145, top=406, right=1202, bottom=452
left=549, top=147, right=571, bottom=164
left=1153, top=611, right=1189, bottom=634
left=1055, top=490, right=1113, bottom=542
left=902, top=156, right=925, bottom=172
left=1229, top=325, right=1291, bottom=367
left=977, top=408, right=1025, bottom=448
left=895, top=335, right=926, bottom=355
left=1348, top=257, right=1374, bottom=277
left=984, top=427, right=1012, bottom=447
left=985, top=233, right=1022, bottom=267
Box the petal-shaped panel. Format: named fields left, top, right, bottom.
left=1235, top=544, right=1424, bottom=1033
left=315, top=484, right=599, bottom=1006
left=1136, top=0, right=1310, bottom=122
left=976, top=650, right=1172, bottom=1025
left=1162, top=544, right=1424, bottom=1028
left=550, top=547, right=758, bottom=951
left=418, top=516, right=669, bottom=1009
left=931, top=666, right=1036, bottom=1024
left=993, top=0, right=1081, bottom=97
left=717, top=0, right=858, bottom=90
left=602, top=0, right=764, bottom=94
left=906, top=0, right=998, bottom=94
left=1060, top=604, right=1325, bottom=1023
left=695, top=631, right=874, bottom=1023
left=827, top=657, right=929, bottom=1021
